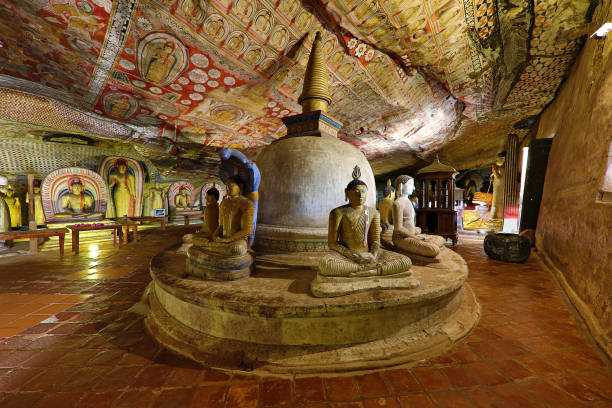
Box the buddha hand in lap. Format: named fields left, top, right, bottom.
left=318, top=166, right=412, bottom=278
left=392, top=175, right=445, bottom=258
left=191, top=177, right=253, bottom=256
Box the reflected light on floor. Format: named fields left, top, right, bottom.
left=88, top=244, right=100, bottom=259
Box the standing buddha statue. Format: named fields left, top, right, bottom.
left=26, top=186, right=46, bottom=226
left=149, top=182, right=167, bottom=212
left=490, top=152, right=506, bottom=219
left=108, top=159, right=136, bottom=217
left=3, top=184, right=22, bottom=228
left=0, top=176, right=10, bottom=233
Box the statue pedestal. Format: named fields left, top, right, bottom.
left=144, top=246, right=480, bottom=373
left=186, top=246, right=252, bottom=281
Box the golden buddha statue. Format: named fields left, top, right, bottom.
left=490, top=152, right=506, bottom=219
left=174, top=186, right=191, bottom=210
left=391, top=175, right=445, bottom=259
left=2, top=184, right=22, bottom=228
left=378, top=179, right=395, bottom=234
left=26, top=186, right=46, bottom=226
left=187, top=176, right=255, bottom=280
left=0, top=177, right=11, bottom=233
left=108, top=160, right=136, bottom=217
left=149, top=182, right=167, bottom=211
left=57, top=178, right=101, bottom=218
left=191, top=177, right=254, bottom=255
left=200, top=187, right=220, bottom=239
left=318, top=167, right=412, bottom=278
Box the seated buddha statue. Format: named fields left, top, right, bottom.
left=187, top=176, right=254, bottom=280
left=174, top=186, right=191, bottom=210
left=391, top=175, right=445, bottom=260
left=56, top=179, right=103, bottom=219
left=312, top=167, right=417, bottom=297
left=378, top=179, right=395, bottom=234
left=200, top=187, right=220, bottom=239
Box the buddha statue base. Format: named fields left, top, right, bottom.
left=311, top=270, right=419, bottom=298
left=144, top=245, right=480, bottom=373
left=186, top=245, right=252, bottom=281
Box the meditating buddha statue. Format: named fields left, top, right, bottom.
left=312, top=167, right=417, bottom=297
left=174, top=186, right=191, bottom=210
left=200, top=187, right=220, bottom=239
left=378, top=179, right=395, bottom=234
left=2, top=184, right=22, bottom=228
left=57, top=178, right=102, bottom=219
left=391, top=175, right=445, bottom=261
left=187, top=176, right=255, bottom=280
left=108, top=160, right=136, bottom=217
left=490, top=152, right=506, bottom=219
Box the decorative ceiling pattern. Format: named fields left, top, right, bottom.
left=0, top=0, right=594, bottom=178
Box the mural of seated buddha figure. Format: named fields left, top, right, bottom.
left=57, top=178, right=102, bottom=218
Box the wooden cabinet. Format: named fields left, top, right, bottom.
left=416, top=158, right=458, bottom=244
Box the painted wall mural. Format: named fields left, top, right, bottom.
left=0, top=0, right=594, bottom=178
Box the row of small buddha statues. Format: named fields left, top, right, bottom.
left=184, top=166, right=445, bottom=297
left=0, top=176, right=46, bottom=233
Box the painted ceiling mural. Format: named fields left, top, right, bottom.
left=0, top=0, right=594, bottom=179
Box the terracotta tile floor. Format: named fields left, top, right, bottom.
left=0, top=228, right=610, bottom=407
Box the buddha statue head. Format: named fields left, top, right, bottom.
left=495, top=151, right=506, bottom=167
left=70, top=178, right=84, bottom=195
left=4, top=184, right=15, bottom=197
left=115, top=159, right=128, bottom=174
left=226, top=176, right=244, bottom=198
left=345, top=166, right=367, bottom=207
left=205, top=187, right=220, bottom=206
left=394, top=175, right=415, bottom=198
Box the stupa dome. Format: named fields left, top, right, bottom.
left=255, top=136, right=375, bottom=252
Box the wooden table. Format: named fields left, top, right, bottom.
left=0, top=228, right=68, bottom=256
left=67, top=224, right=121, bottom=255
left=182, top=213, right=204, bottom=226
left=128, top=216, right=167, bottom=231
left=115, top=219, right=139, bottom=244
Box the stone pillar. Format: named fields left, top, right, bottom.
left=503, top=134, right=520, bottom=222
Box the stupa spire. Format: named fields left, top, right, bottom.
left=298, top=32, right=332, bottom=113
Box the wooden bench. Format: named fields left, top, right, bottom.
left=67, top=224, right=122, bottom=255
left=182, top=213, right=204, bottom=226
left=128, top=216, right=167, bottom=231
left=0, top=228, right=68, bottom=256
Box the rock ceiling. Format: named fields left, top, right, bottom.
left=0, top=0, right=594, bottom=180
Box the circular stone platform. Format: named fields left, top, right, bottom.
left=144, top=247, right=480, bottom=374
